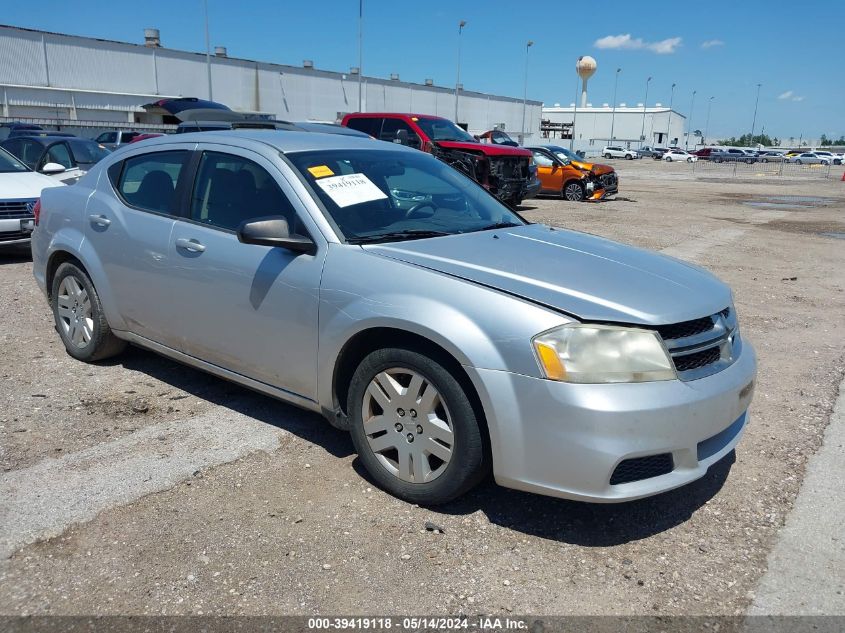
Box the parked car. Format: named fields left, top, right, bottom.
left=756, top=151, right=787, bottom=163
left=602, top=146, right=638, bottom=160
left=477, top=129, right=519, bottom=147
left=693, top=147, right=717, bottom=160
left=94, top=130, right=142, bottom=151
left=662, top=149, right=697, bottom=163
left=0, top=147, right=63, bottom=250
left=0, top=122, right=45, bottom=141
left=526, top=147, right=610, bottom=201
left=711, top=149, right=756, bottom=164
left=811, top=151, right=841, bottom=165
left=342, top=113, right=535, bottom=206
left=31, top=130, right=756, bottom=504
left=788, top=152, right=830, bottom=165
left=532, top=145, right=619, bottom=197
left=0, top=136, right=111, bottom=184
left=637, top=146, right=667, bottom=159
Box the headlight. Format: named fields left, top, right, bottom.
left=532, top=324, right=676, bottom=383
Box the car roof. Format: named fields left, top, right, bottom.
left=345, top=112, right=446, bottom=121
left=130, top=129, right=392, bottom=154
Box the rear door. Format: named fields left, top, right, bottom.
left=84, top=145, right=195, bottom=346
left=167, top=144, right=326, bottom=399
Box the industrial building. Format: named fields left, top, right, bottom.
left=0, top=24, right=543, bottom=139
left=541, top=103, right=690, bottom=152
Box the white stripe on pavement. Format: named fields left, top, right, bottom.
left=0, top=412, right=283, bottom=559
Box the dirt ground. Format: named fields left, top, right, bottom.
left=1, top=159, right=843, bottom=617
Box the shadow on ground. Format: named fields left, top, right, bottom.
left=109, top=346, right=354, bottom=460
left=110, top=345, right=732, bottom=547
left=0, top=250, right=32, bottom=265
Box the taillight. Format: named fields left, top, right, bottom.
left=33, top=199, right=41, bottom=226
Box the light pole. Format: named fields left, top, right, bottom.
left=640, top=76, right=651, bottom=147
left=686, top=90, right=696, bottom=149
left=357, top=0, right=363, bottom=111
left=749, top=82, right=762, bottom=147
left=703, top=96, right=714, bottom=145
left=666, top=82, right=676, bottom=146
left=454, top=20, right=466, bottom=122
left=203, top=0, right=212, bottom=100
left=609, top=67, right=621, bottom=142
left=570, top=76, right=579, bottom=151
left=521, top=40, right=534, bottom=143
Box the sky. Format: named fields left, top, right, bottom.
left=2, top=0, right=843, bottom=141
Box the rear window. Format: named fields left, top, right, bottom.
left=345, top=117, right=382, bottom=137
left=114, top=151, right=188, bottom=215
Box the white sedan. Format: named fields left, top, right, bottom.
left=663, top=149, right=698, bottom=163
left=788, top=152, right=830, bottom=165
left=0, top=147, right=64, bottom=249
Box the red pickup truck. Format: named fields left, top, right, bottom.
left=341, top=113, right=537, bottom=206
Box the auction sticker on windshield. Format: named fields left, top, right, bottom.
left=315, top=173, right=388, bottom=208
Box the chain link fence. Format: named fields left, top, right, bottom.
left=691, top=158, right=836, bottom=179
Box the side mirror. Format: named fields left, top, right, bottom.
left=237, top=216, right=315, bottom=254
left=41, top=162, right=67, bottom=175
left=394, top=129, right=409, bottom=145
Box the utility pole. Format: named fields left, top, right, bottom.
left=570, top=77, right=579, bottom=151
left=520, top=40, right=534, bottom=143
left=609, top=67, right=621, bottom=142
left=454, top=20, right=466, bottom=122
left=666, top=82, right=676, bottom=146
left=203, top=0, right=212, bottom=100
left=357, top=0, right=363, bottom=111
left=686, top=90, right=696, bottom=150
left=640, top=76, right=651, bottom=147
left=704, top=96, right=714, bottom=145
left=749, top=82, right=762, bottom=147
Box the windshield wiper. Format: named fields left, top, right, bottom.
left=469, top=221, right=523, bottom=233
left=348, top=229, right=453, bottom=244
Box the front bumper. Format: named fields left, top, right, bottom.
left=0, top=217, right=35, bottom=248
left=466, top=340, right=756, bottom=502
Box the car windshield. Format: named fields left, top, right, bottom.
left=549, top=146, right=578, bottom=162
left=0, top=147, right=29, bottom=173
left=69, top=139, right=111, bottom=165
left=288, top=149, right=526, bottom=243
left=414, top=118, right=476, bottom=143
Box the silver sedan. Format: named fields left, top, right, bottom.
left=788, top=152, right=831, bottom=165
left=31, top=131, right=756, bottom=505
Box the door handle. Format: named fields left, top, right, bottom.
left=175, top=237, right=206, bottom=253
left=88, top=214, right=111, bottom=227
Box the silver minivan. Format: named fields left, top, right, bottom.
left=31, top=131, right=756, bottom=505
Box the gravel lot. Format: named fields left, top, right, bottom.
left=1, top=159, right=843, bottom=617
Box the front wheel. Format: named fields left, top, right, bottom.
left=347, top=348, right=487, bottom=505
left=666, top=156, right=673, bottom=162
left=51, top=262, right=126, bottom=362
left=762, top=158, right=769, bottom=163
left=625, top=154, right=633, bottom=160
left=563, top=180, right=586, bottom=201
left=745, top=158, right=753, bottom=164
left=796, top=159, right=802, bottom=165
left=687, top=157, right=694, bottom=163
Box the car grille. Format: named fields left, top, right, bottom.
left=610, top=453, right=674, bottom=485
left=0, top=230, right=31, bottom=242
left=654, top=307, right=737, bottom=380
left=0, top=199, right=37, bottom=219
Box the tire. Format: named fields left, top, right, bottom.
left=563, top=180, right=586, bottom=201
left=762, top=158, right=768, bottom=163
left=687, top=157, right=693, bottom=163
left=666, top=156, right=673, bottom=162
left=625, top=154, right=633, bottom=160
left=796, top=159, right=802, bottom=165
left=604, top=153, right=612, bottom=159
left=715, top=157, right=723, bottom=163
left=745, top=159, right=753, bottom=164
left=51, top=262, right=126, bottom=362
left=347, top=347, right=487, bottom=505
left=835, top=159, right=842, bottom=166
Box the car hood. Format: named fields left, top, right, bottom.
left=436, top=141, right=532, bottom=157
left=364, top=224, right=731, bottom=325
left=0, top=171, right=64, bottom=198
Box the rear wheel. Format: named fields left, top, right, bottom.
left=51, top=262, right=126, bottom=362
left=666, top=156, right=673, bottom=162
left=796, top=159, right=802, bottom=165
left=762, top=158, right=769, bottom=163
left=347, top=348, right=487, bottom=505
left=563, top=180, right=586, bottom=201
left=604, top=153, right=612, bottom=159
left=745, top=158, right=753, bottom=164
left=687, top=157, right=694, bottom=163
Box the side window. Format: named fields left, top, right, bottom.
left=97, top=132, right=117, bottom=144
left=532, top=151, right=554, bottom=167
left=117, top=151, right=188, bottom=214
left=1, top=139, right=24, bottom=162
left=345, top=117, right=381, bottom=137
left=43, top=143, right=74, bottom=169
left=18, top=141, right=44, bottom=169
left=379, top=119, right=421, bottom=148
left=190, top=151, right=299, bottom=233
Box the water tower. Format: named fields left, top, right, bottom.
left=576, top=56, right=597, bottom=108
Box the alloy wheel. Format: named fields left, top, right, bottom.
left=564, top=182, right=584, bottom=201
left=56, top=276, right=93, bottom=348
left=361, top=368, right=454, bottom=483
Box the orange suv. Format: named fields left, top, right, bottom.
left=530, top=144, right=618, bottom=197
left=525, top=146, right=617, bottom=201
